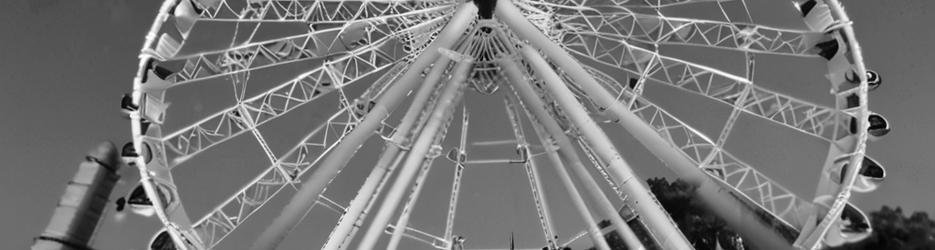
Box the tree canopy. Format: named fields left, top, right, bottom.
left=583, top=178, right=934, bottom=250
left=830, top=206, right=935, bottom=249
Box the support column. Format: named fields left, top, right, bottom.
left=511, top=42, right=693, bottom=249
left=251, top=4, right=477, bottom=249
left=502, top=60, right=644, bottom=250
left=357, top=59, right=473, bottom=250
left=324, top=55, right=453, bottom=250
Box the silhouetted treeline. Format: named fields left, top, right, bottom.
left=581, top=178, right=934, bottom=250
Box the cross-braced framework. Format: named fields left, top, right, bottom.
left=125, top=0, right=888, bottom=249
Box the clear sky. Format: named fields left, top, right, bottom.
left=1, top=0, right=933, bottom=249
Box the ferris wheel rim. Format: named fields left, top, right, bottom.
left=126, top=0, right=879, bottom=249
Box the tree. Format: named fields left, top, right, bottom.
left=586, top=178, right=746, bottom=250
left=645, top=178, right=746, bottom=250
left=830, top=206, right=935, bottom=250
left=584, top=178, right=935, bottom=250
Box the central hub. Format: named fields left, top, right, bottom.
left=474, top=0, right=496, bottom=19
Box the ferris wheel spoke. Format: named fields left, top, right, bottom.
left=187, top=105, right=355, bottom=249
left=431, top=104, right=468, bottom=247
left=153, top=12, right=449, bottom=87
left=559, top=13, right=824, bottom=57
left=386, top=124, right=448, bottom=250
left=561, top=30, right=813, bottom=79
left=499, top=11, right=694, bottom=245
left=594, top=78, right=811, bottom=232
left=252, top=5, right=476, bottom=248
left=589, top=61, right=848, bottom=143
left=324, top=53, right=453, bottom=249
left=386, top=70, right=465, bottom=249
left=586, top=72, right=812, bottom=236
left=499, top=4, right=803, bottom=242
left=357, top=59, right=471, bottom=250
left=630, top=0, right=737, bottom=8
left=189, top=47, right=426, bottom=249
left=130, top=0, right=879, bottom=248
left=642, top=64, right=847, bottom=142
left=504, top=60, right=644, bottom=250
left=523, top=0, right=733, bottom=9
left=159, top=55, right=408, bottom=167
left=153, top=2, right=453, bottom=62
left=739, top=86, right=851, bottom=140
left=502, top=97, right=561, bottom=249
left=585, top=68, right=816, bottom=228
left=384, top=224, right=451, bottom=249
left=186, top=60, right=408, bottom=248
left=567, top=42, right=853, bottom=142
left=160, top=4, right=455, bottom=61
left=182, top=0, right=456, bottom=23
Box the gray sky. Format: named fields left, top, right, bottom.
left=1, top=0, right=933, bottom=249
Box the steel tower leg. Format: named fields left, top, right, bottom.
left=502, top=61, right=645, bottom=250
left=323, top=55, right=454, bottom=250
left=497, top=2, right=792, bottom=248
left=509, top=42, right=693, bottom=249
left=357, top=59, right=473, bottom=250
left=250, top=4, right=477, bottom=249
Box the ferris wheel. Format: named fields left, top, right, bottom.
left=122, top=0, right=891, bottom=249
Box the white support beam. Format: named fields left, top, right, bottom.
left=513, top=43, right=691, bottom=249
left=503, top=97, right=560, bottom=249
left=250, top=4, right=476, bottom=249
left=497, top=1, right=794, bottom=248
left=323, top=53, right=450, bottom=250
left=323, top=54, right=453, bottom=250
left=497, top=3, right=693, bottom=248
left=502, top=59, right=644, bottom=250
left=504, top=86, right=611, bottom=250
left=357, top=59, right=473, bottom=250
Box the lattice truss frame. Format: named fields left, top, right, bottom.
left=525, top=3, right=823, bottom=56
left=502, top=0, right=874, bottom=246
left=582, top=66, right=811, bottom=230
left=131, top=0, right=466, bottom=248
left=152, top=1, right=458, bottom=163
left=547, top=11, right=853, bottom=139
left=509, top=0, right=875, bottom=247
left=128, top=0, right=876, bottom=248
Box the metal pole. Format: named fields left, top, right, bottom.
left=502, top=60, right=644, bottom=250
left=386, top=155, right=436, bottom=250
left=323, top=55, right=453, bottom=250
left=251, top=4, right=477, bottom=249
left=497, top=2, right=792, bottom=247
left=510, top=42, right=693, bottom=249
left=590, top=91, right=794, bottom=249
left=32, top=142, right=122, bottom=250
left=506, top=93, right=612, bottom=250
left=357, top=59, right=473, bottom=250
left=504, top=97, right=559, bottom=249
left=443, top=106, right=468, bottom=243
